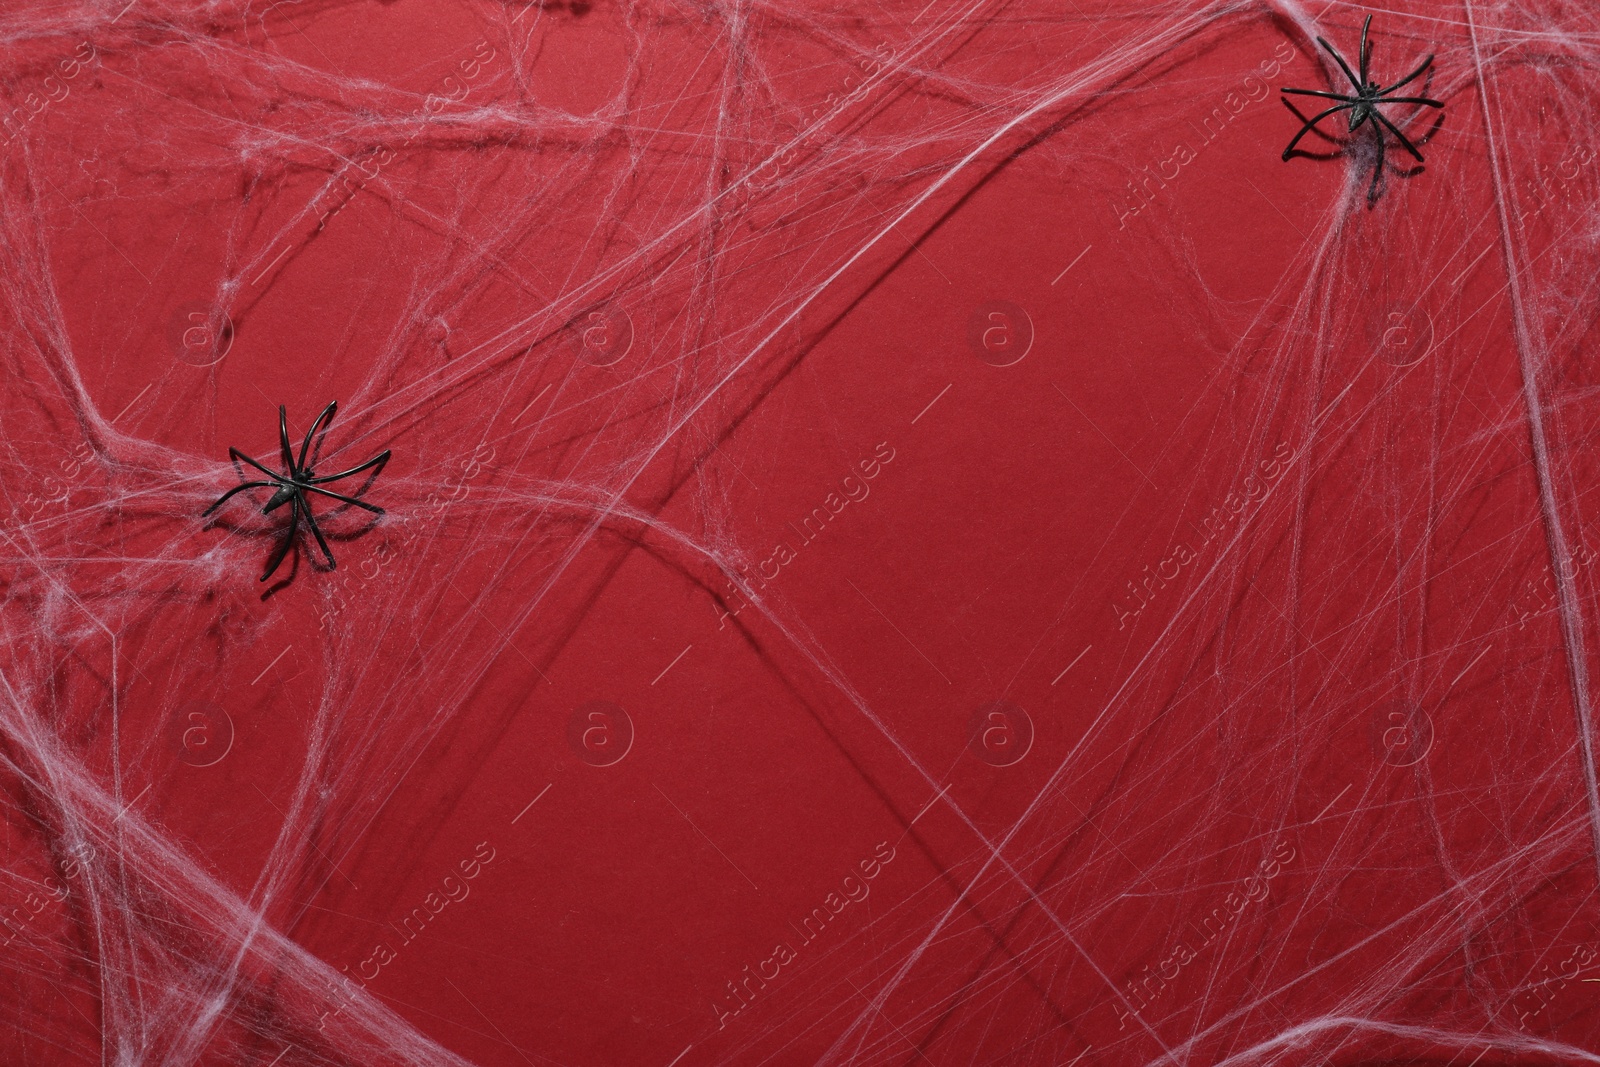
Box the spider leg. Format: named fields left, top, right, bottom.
left=1368, top=122, right=1386, bottom=203
left=278, top=406, right=295, bottom=473
left=1317, top=36, right=1364, bottom=93
left=203, top=480, right=276, bottom=516
left=1379, top=55, right=1434, bottom=95
left=298, top=401, right=339, bottom=471
left=1373, top=108, right=1426, bottom=161
left=1282, top=88, right=1359, bottom=101
left=260, top=496, right=299, bottom=582
left=301, top=494, right=338, bottom=569
left=1378, top=96, right=1444, bottom=108
left=230, top=447, right=288, bottom=481
left=1359, top=14, right=1372, bottom=86
left=308, top=449, right=391, bottom=484
left=303, top=484, right=385, bottom=514
left=1281, top=103, right=1358, bottom=159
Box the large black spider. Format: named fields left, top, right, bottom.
left=1280, top=15, right=1444, bottom=203
left=204, top=402, right=391, bottom=581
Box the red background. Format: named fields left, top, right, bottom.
left=3, top=0, right=1599, bottom=1065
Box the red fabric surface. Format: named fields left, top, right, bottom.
left=2, top=1, right=1598, bottom=1065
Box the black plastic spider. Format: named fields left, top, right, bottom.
left=1280, top=15, right=1444, bottom=203
left=204, top=402, right=391, bottom=581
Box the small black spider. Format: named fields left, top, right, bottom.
left=204, top=402, right=391, bottom=581
left=1280, top=15, right=1444, bottom=203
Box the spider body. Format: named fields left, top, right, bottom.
left=1345, top=91, right=1378, bottom=133
left=204, top=402, right=391, bottom=581
left=1280, top=15, right=1444, bottom=202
